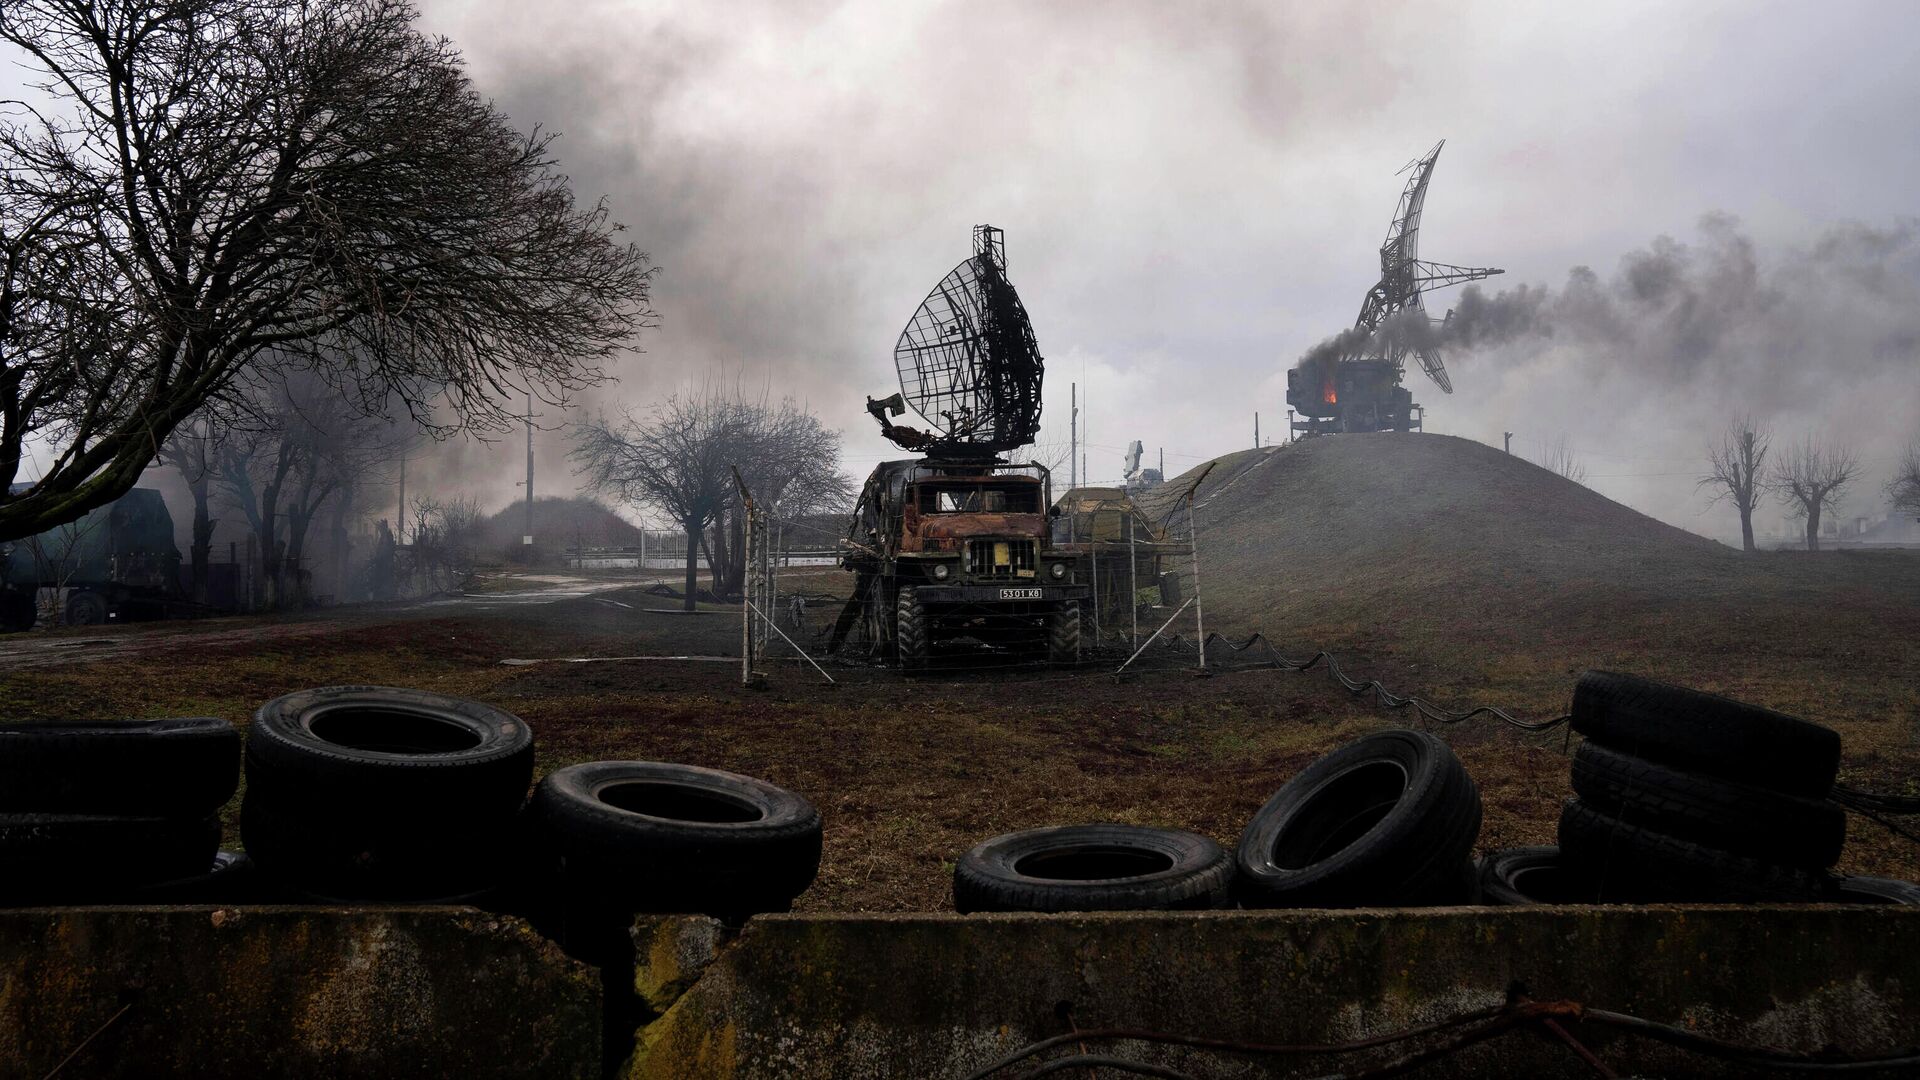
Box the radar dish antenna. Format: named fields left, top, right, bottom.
left=1123, top=440, right=1143, bottom=480
left=1348, top=140, right=1503, bottom=393
left=869, top=225, right=1045, bottom=458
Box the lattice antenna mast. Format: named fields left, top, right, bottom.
left=869, top=224, right=1045, bottom=458
left=1350, top=140, right=1503, bottom=393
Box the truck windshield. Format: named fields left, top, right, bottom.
left=918, top=485, right=1040, bottom=513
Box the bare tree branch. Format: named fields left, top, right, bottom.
left=0, top=0, right=656, bottom=539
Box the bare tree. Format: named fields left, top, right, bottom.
left=1540, top=435, right=1587, bottom=485
left=216, top=375, right=400, bottom=608
left=572, top=393, right=747, bottom=612
left=404, top=495, right=482, bottom=595
left=1698, top=416, right=1771, bottom=552
left=158, top=418, right=226, bottom=604
left=708, top=399, right=855, bottom=598
left=1771, top=436, right=1861, bottom=551
left=1889, top=442, right=1920, bottom=522
left=0, top=0, right=655, bottom=540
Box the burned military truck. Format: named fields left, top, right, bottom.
left=834, top=458, right=1084, bottom=668
left=830, top=225, right=1086, bottom=668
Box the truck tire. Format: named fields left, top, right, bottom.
left=64, top=589, right=107, bottom=626
left=0, top=718, right=239, bottom=816
left=1828, top=875, right=1920, bottom=905
left=1236, top=730, right=1481, bottom=908
left=1570, top=741, right=1844, bottom=868
left=531, top=761, right=822, bottom=919
left=1476, top=846, right=1598, bottom=906
left=0, top=590, right=33, bottom=632
left=1556, top=798, right=1823, bottom=903
left=243, top=687, right=534, bottom=898
left=1046, top=601, right=1080, bottom=666
left=954, top=825, right=1234, bottom=914
left=1570, top=671, right=1840, bottom=797
left=895, top=587, right=928, bottom=671
left=0, top=814, right=220, bottom=903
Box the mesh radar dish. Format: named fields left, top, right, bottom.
left=868, top=225, right=1044, bottom=458
left=1349, top=140, right=1503, bottom=393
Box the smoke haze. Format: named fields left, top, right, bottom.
left=24, top=0, right=1906, bottom=546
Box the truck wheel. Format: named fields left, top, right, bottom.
left=1047, top=602, right=1080, bottom=665
left=64, top=590, right=107, bottom=626
left=0, top=590, right=33, bottom=632
left=895, top=586, right=927, bottom=671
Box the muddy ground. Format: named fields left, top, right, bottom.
left=1, top=559, right=1914, bottom=913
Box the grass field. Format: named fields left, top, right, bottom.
left=4, top=434, right=1916, bottom=912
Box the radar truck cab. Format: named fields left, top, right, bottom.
left=830, top=459, right=1088, bottom=669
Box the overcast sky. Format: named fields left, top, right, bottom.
left=19, top=1, right=1920, bottom=543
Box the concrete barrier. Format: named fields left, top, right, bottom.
left=0, top=906, right=599, bottom=1079
left=6, top=905, right=1916, bottom=1077
left=626, top=907, right=1920, bottom=1079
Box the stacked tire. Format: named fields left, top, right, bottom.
left=530, top=762, right=823, bottom=922
left=0, top=719, right=244, bottom=903
left=241, top=687, right=534, bottom=901
left=1482, top=671, right=1847, bottom=904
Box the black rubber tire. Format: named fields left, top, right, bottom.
left=1046, top=601, right=1080, bottom=666
left=0, top=718, right=239, bottom=817
left=895, top=587, right=928, bottom=671
left=1570, top=741, right=1844, bottom=869
left=1476, top=846, right=1604, bottom=905
left=1570, top=671, right=1841, bottom=797
left=132, top=850, right=257, bottom=904
left=0, top=590, right=34, bottom=633
left=246, top=686, right=534, bottom=807
left=0, top=814, right=220, bottom=903
left=1556, top=798, right=1824, bottom=903
left=243, top=687, right=534, bottom=899
left=954, top=824, right=1234, bottom=914
left=64, top=589, right=107, bottom=626
left=1826, top=875, right=1920, bottom=905
left=1236, top=730, right=1482, bottom=908
left=531, top=761, right=822, bottom=918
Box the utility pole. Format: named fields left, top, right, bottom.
left=396, top=447, right=407, bottom=539
left=1254, top=412, right=1260, bottom=449
left=1070, top=383, right=1078, bottom=490
left=1158, top=447, right=1163, bottom=479
left=1503, top=431, right=1513, bottom=454
left=524, top=394, right=535, bottom=550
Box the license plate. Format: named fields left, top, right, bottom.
left=998, top=588, right=1043, bottom=600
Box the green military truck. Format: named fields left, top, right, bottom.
left=0, top=488, right=182, bottom=631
